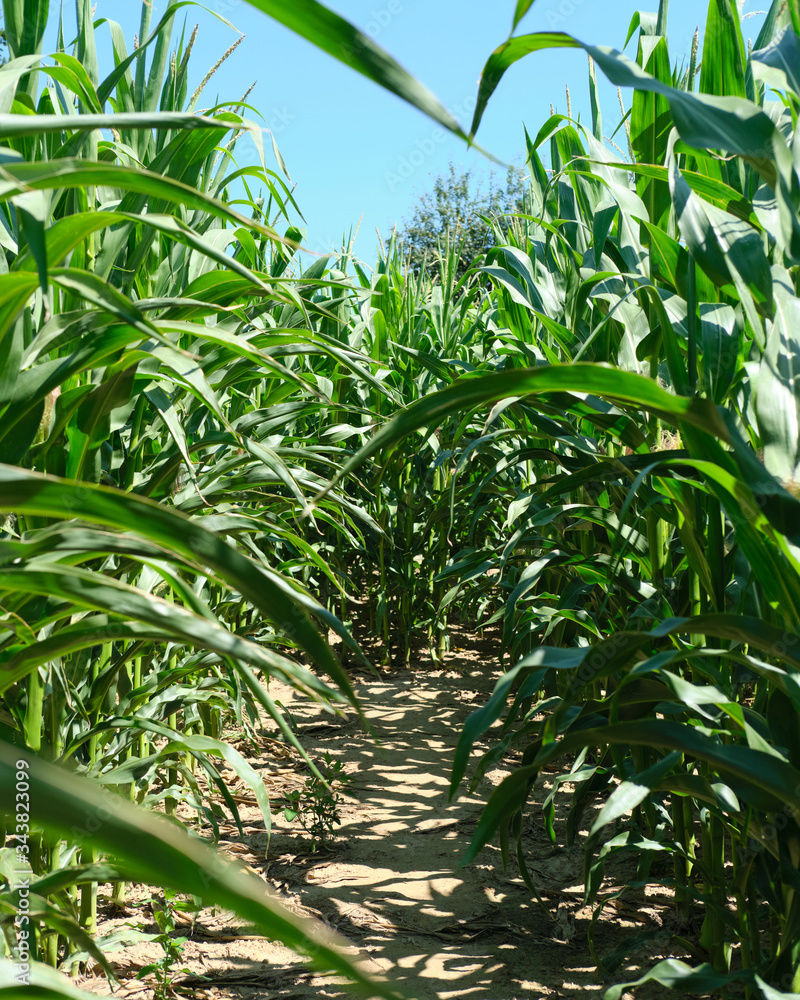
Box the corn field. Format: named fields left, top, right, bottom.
left=2, top=0, right=800, bottom=997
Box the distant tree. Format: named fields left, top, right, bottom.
left=390, top=162, right=529, bottom=283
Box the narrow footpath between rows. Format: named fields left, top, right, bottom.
left=84, top=644, right=667, bottom=1000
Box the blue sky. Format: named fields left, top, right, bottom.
left=53, top=1, right=767, bottom=264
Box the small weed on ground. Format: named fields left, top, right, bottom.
left=136, top=890, right=200, bottom=998
left=284, top=752, right=354, bottom=851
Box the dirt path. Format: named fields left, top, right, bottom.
left=257, top=669, right=577, bottom=1000
left=82, top=652, right=665, bottom=1000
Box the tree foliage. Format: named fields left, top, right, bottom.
left=391, top=162, right=529, bottom=281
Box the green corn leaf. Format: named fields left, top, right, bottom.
left=610, top=160, right=763, bottom=227
left=0, top=957, right=112, bottom=998
left=334, top=363, right=729, bottom=484
left=589, top=751, right=682, bottom=837
left=95, top=729, right=273, bottom=837
left=465, top=718, right=800, bottom=863
left=45, top=52, right=102, bottom=113
left=3, top=0, right=49, bottom=107
left=10, top=893, right=116, bottom=979
left=450, top=651, right=574, bottom=794
left=630, top=34, right=672, bottom=229
left=0, top=110, right=237, bottom=139
left=751, top=20, right=800, bottom=97
left=75, top=0, right=99, bottom=88
left=699, top=302, right=739, bottom=404
left=624, top=12, right=658, bottom=47
left=13, top=210, right=271, bottom=293
left=753, top=0, right=795, bottom=50
left=141, top=0, right=180, bottom=117
left=588, top=53, right=603, bottom=141
left=592, top=201, right=618, bottom=269
left=604, top=959, right=754, bottom=1000
left=468, top=30, right=778, bottom=174
left=699, top=0, right=747, bottom=100
left=511, top=0, right=538, bottom=32
left=0, top=615, right=332, bottom=709
left=756, top=266, right=800, bottom=488
left=667, top=136, right=771, bottom=345
left=0, top=159, right=285, bottom=246
left=64, top=365, right=136, bottom=481
left=12, top=190, right=48, bottom=295
left=30, top=863, right=134, bottom=898
left=0, top=564, right=339, bottom=696
left=0, top=55, right=43, bottom=113
left=0, top=466, right=355, bottom=703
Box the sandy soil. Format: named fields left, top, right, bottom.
left=77, top=635, right=677, bottom=1000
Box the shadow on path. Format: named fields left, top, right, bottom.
left=199, top=667, right=604, bottom=1000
